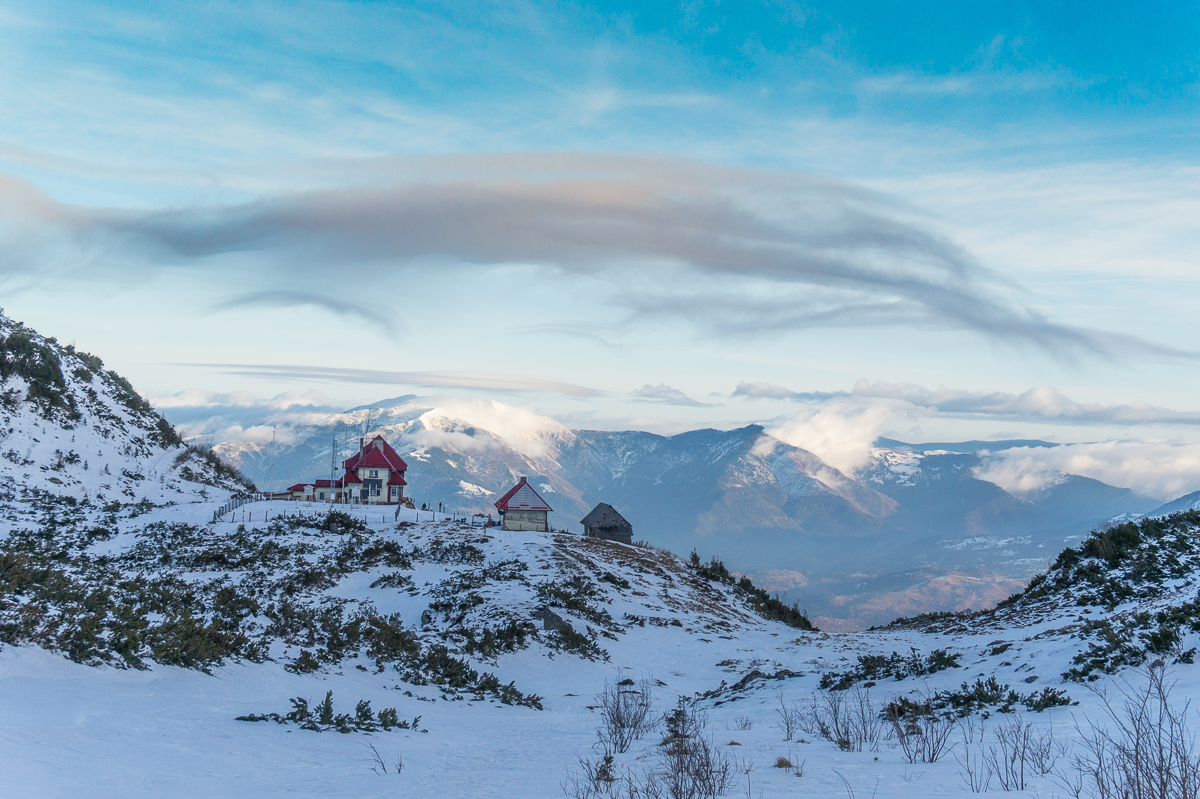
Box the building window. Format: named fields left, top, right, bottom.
left=369, top=469, right=378, bottom=478
left=318, top=492, right=325, bottom=500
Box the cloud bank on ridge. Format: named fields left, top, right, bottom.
left=735, top=379, right=1200, bottom=426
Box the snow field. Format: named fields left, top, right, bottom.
left=7, top=505, right=1196, bottom=798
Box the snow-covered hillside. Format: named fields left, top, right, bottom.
left=0, top=313, right=252, bottom=503
left=893, top=509, right=1200, bottom=683
left=6, top=499, right=1200, bottom=797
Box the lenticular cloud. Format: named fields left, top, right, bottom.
left=0, top=153, right=1163, bottom=359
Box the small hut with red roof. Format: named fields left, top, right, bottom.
left=494, top=476, right=553, bottom=532
left=286, top=435, right=408, bottom=504
left=286, top=479, right=342, bottom=503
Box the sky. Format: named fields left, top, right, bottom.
left=3, top=1, right=1200, bottom=497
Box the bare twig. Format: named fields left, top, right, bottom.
left=1074, top=663, right=1200, bottom=799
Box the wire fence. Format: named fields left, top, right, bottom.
left=211, top=495, right=496, bottom=527
left=212, top=493, right=257, bottom=523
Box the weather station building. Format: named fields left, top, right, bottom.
left=286, top=435, right=409, bottom=504
left=494, top=476, right=553, bottom=532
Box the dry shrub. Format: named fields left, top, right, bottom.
left=955, top=713, right=1063, bottom=793
left=986, top=717, right=1037, bottom=791
left=597, top=672, right=656, bottom=753
left=564, top=696, right=739, bottom=799
left=799, top=685, right=882, bottom=752
left=775, top=688, right=800, bottom=740
left=658, top=698, right=737, bottom=799
left=885, top=692, right=959, bottom=764
left=1069, top=663, right=1200, bottom=799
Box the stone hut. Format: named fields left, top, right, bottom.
left=580, top=502, right=633, bottom=544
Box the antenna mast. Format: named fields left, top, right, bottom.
left=265, top=425, right=278, bottom=492
left=329, top=430, right=338, bottom=505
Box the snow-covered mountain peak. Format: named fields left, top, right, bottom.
left=415, top=400, right=575, bottom=459
left=862, top=447, right=925, bottom=486
left=1150, top=489, right=1200, bottom=517
left=290, top=397, right=577, bottom=462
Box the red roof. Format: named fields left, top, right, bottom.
left=494, top=477, right=553, bottom=512
left=343, top=436, right=408, bottom=473
left=292, top=478, right=356, bottom=490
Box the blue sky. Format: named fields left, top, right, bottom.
left=3, top=1, right=1200, bottom=496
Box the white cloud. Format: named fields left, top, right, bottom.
left=413, top=399, right=571, bottom=459
left=765, top=399, right=910, bottom=475
left=629, top=383, right=711, bottom=407
left=734, top=379, right=1200, bottom=426
left=181, top=364, right=602, bottom=398
left=3, top=153, right=1172, bottom=361
left=148, top=388, right=336, bottom=410
left=149, top=388, right=349, bottom=443
left=157, top=391, right=576, bottom=461
left=975, top=441, right=1200, bottom=500
left=204, top=423, right=295, bottom=446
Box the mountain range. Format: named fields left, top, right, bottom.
left=197, top=396, right=1173, bottom=629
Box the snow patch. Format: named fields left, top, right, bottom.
left=457, top=480, right=492, bottom=497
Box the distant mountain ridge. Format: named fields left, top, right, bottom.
left=199, top=396, right=1166, bottom=628
left=875, top=437, right=1057, bottom=453
left=1149, top=490, right=1200, bottom=517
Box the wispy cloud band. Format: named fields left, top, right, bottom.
left=178, top=362, right=602, bottom=397
left=734, top=379, right=1200, bottom=426
left=207, top=290, right=398, bottom=334
left=0, top=153, right=1178, bottom=360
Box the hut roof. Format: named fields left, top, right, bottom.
left=494, top=477, right=553, bottom=512
left=580, top=502, right=631, bottom=530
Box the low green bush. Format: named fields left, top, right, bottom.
left=820, top=648, right=961, bottom=690
left=237, top=690, right=420, bottom=733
